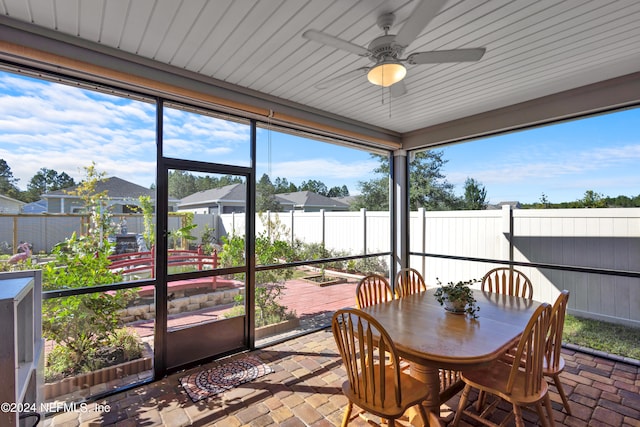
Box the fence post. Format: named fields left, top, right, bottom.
left=12, top=216, right=18, bottom=254
left=320, top=209, right=326, bottom=250
left=360, top=208, right=367, bottom=255
left=418, top=207, right=426, bottom=275
left=501, top=204, right=513, bottom=263
left=290, top=210, right=295, bottom=247
left=197, top=245, right=203, bottom=271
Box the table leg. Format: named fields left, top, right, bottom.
left=406, top=362, right=441, bottom=426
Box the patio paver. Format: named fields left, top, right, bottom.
left=42, top=328, right=639, bottom=427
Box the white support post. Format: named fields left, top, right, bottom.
left=393, top=150, right=408, bottom=276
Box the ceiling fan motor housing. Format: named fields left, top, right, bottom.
left=368, top=35, right=404, bottom=63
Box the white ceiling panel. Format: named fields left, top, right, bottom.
left=0, top=0, right=638, bottom=135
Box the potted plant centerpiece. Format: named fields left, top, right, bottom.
left=434, top=278, right=480, bottom=318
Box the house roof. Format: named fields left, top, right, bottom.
left=22, top=199, right=47, bottom=213
left=178, top=183, right=247, bottom=208
left=178, top=185, right=348, bottom=210
left=277, top=191, right=349, bottom=210
left=0, top=193, right=25, bottom=205
left=44, top=177, right=155, bottom=200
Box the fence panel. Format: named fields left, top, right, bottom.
left=3, top=208, right=638, bottom=327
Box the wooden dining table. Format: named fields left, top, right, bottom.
left=358, top=288, right=542, bottom=422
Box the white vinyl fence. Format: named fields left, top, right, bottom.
left=410, top=206, right=640, bottom=328
left=3, top=207, right=639, bottom=326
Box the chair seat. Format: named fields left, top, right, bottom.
left=543, top=354, right=565, bottom=375
left=462, top=360, right=549, bottom=406
left=343, top=364, right=429, bottom=419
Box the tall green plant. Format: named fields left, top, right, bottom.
left=168, top=212, right=197, bottom=249
left=138, top=194, right=155, bottom=249
left=220, top=215, right=296, bottom=327
left=42, top=165, right=138, bottom=378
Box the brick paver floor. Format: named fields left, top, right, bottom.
left=42, top=327, right=640, bottom=427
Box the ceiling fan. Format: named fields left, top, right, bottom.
left=302, top=0, right=486, bottom=97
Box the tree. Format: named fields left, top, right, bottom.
left=581, top=190, right=606, bottom=208
left=256, top=173, right=282, bottom=212
left=327, top=185, right=349, bottom=197
left=0, top=159, right=20, bottom=199
left=273, top=177, right=297, bottom=193
left=299, top=179, right=328, bottom=196
left=462, top=178, right=487, bottom=210
left=538, top=193, right=550, bottom=209
left=409, top=151, right=459, bottom=210
left=354, top=151, right=460, bottom=211
left=351, top=177, right=389, bottom=211
left=168, top=170, right=198, bottom=199
left=26, top=168, right=75, bottom=201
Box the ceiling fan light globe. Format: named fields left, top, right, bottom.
left=367, top=62, right=406, bottom=87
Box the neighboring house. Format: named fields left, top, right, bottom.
left=277, top=191, right=349, bottom=212
left=0, top=194, right=25, bottom=213
left=42, top=177, right=176, bottom=213
left=22, top=199, right=47, bottom=214
left=178, top=183, right=297, bottom=214
left=332, top=195, right=357, bottom=209
left=178, top=183, right=251, bottom=214
left=177, top=185, right=349, bottom=214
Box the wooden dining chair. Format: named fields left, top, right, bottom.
left=482, top=267, right=534, bottom=299
left=545, top=290, right=572, bottom=415
left=332, top=308, right=431, bottom=427
left=355, top=274, right=394, bottom=308
left=394, top=267, right=427, bottom=298
left=452, top=302, right=554, bottom=427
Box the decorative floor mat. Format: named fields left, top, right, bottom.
left=180, top=356, right=273, bottom=402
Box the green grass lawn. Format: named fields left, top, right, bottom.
left=563, top=314, right=640, bottom=360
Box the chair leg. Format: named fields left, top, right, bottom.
left=341, top=401, right=353, bottom=427
left=452, top=384, right=471, bottom=426
left=513, top=404, right=525, bottom=427
left=476, top=390, right=486, bottom=412
left=535, top=402, right=550, bottom=427
left=544, top=393, right=556, bottom=427
left=415, top=405, right=429, bottom=426
left=553, top=374, right=572, bottom=415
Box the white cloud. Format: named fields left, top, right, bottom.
left=262, top=158, right=379, bottom=182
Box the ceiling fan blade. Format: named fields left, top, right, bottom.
left=314, top=67, right=369, bottom=89
left=406, top=48, right=486, bottom=64
left=394, top=0, right=447, bottom=48
left=389, top=80, right=407, bottom=98
left=302, top=29, right=370, bottom=57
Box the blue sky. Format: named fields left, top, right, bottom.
left=1, top=70, right=638, bottom=204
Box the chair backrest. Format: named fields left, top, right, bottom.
left=394, top=268, right=426, bottom=298
left=506, top=302, right=552, bottom=397
left=482, top=267, right=533, bottom=299
left=332, top=308, right=402, bottom=410
left=356, top=274, right=394, bottom=308
left=546, top=290, right=570, bottom=372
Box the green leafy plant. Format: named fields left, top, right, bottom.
left=168, top=212, right=197, bottom=249
left=434, top=278, right=480, bottom=318
left=138, top=194, right=155, bottom=249
left=201, top=224, right=218, bottom=254
left=220, top=215, right=296, bottom=327
left=41, top=164, right=140, bottom=380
